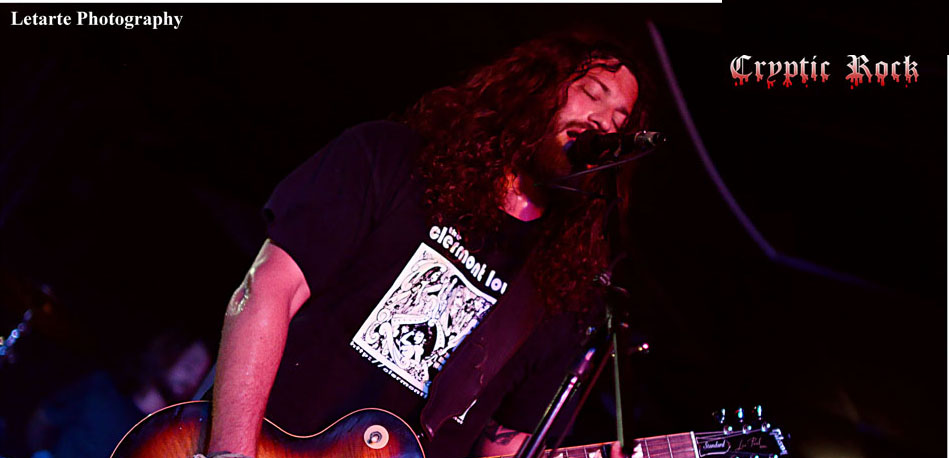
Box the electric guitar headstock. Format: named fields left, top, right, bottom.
left=694, top=405, right=790, bottom=457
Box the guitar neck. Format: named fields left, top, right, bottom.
left=493, top=432, right=699, bottom=458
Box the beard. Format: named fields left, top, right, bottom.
left=516, top=127, right=617, bottom=211
left=520, top=133, right=573, bottom=185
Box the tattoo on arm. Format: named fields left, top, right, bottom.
left=226, top=272, right=252, bottom=317
left=226, top=249, right=270, bottom=317
left=480, top=419, right=522, bottom=446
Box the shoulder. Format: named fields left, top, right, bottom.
left=345, top=119, right=419, bottom=137
left=340, top=121, right=425, bottom=188
left=337, top=120, right=422, bottom=152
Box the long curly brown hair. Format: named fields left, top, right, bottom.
left=401, top=32, right=652, bottom=314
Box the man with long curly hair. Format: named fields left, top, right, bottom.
left=207, top=32, right=648, bottom=458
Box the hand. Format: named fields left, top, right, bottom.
left=608, top=440, right=643, bottom=458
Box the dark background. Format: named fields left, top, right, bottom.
left=0, top=3, right=944, bottom=458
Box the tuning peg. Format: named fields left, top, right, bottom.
left=715, top=408, right=726, bottom=424
left=755, top=404, right=763, bottom=420
left=737, top=407, right=744, bottom=423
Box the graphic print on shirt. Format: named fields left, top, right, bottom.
left=351, top=243, right=497, bottom=397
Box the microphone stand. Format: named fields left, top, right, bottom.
left=513, top=142, right=661, bottom=458
left=513, top=258, right=647, bottom=458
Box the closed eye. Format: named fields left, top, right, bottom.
left=582, top=87, right=599, bottom=101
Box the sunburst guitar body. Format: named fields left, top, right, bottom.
left=111, top=401, right=423, bottom=458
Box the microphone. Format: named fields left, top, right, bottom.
left=565, top=130, right=667, bottom=167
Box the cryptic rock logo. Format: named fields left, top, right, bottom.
left=730, top=55, right=918, bottom=89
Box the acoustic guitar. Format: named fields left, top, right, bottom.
left=111, top=401, right=788, bottom=458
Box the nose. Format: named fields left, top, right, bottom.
left=588, top=111, right=616, bottom=134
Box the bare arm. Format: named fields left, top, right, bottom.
left=470, top=419, right=531, bottom=458
left=208, top=239, right=310, bottom=457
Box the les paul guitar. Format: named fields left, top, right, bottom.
left=111, top=401, right=788, bottom=458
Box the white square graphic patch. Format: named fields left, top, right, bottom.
left=351, top=243, right=497, bottom=397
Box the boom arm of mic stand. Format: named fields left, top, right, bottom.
left=542, top=147, right=659, bottom=199
left=554, top=146, right=660, bottom=183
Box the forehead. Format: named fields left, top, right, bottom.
left=578, top=64, right=639, bottom=103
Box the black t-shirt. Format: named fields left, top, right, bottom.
left=262, top=121, right=595, bottom=457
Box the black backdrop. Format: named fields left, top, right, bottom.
left=0, top=3, right=944, bottom=458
